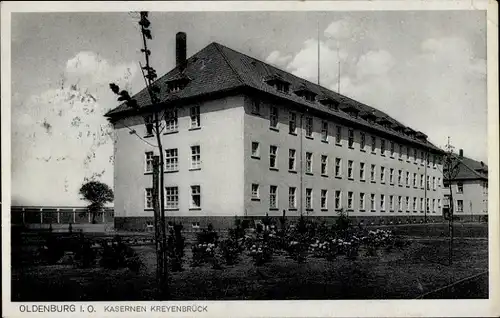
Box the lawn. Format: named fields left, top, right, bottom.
left=11, top=237, right=488, bottom=301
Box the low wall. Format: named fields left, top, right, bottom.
left=11, top=206, right=114, bottom=225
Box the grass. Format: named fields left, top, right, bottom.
left=11, top=237, right=488, bottom=301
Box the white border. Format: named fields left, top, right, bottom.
left=1, top=1, right=499, bottom=317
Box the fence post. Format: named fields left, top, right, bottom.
left=73, top=208, right=76, bottom=223
left=40, top=208, right=43, bottom=224
left=57, top=208, right=60, bottom=224
left=22, top=208, right=25, bottom=224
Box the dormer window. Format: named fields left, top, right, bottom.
left=144, top=115, right=154, bottom=136
left=294, top=85, right=317, bottom=102
left=166, top=75, right=191, bottom=94
left=415, top=131, right=428, bottom=141
left=318, top=96, right=340, bottom=110
left=360, top=111, right=377, bottom=123
left=264, top=74, right=290, bottom=94
left=340, top=104, right=360, bottom=118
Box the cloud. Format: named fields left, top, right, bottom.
left=65, top=51, right=137, bottom=89
left=265, top=50, right=292, bottom=68
left=11, top=51, right=138, bottom=205
left=266, top=25, right=487, bottom=162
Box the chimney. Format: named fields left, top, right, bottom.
left=176, top=32, right=187, bottom=70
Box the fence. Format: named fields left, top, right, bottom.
left=11, top=206, right=114, bottom=225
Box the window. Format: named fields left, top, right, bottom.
left=270, top=106, right=279, bottom=128
left=145, top=151, right=154, bottom=173
left=165, top=187, right=179, bottom=209
left=306, top=152, right=313, bottom=174
left=420, top=198, right=424, bottom=212
left=398, top=196, right=403, bottom=211
left=371, top=136, right=376, bottom=153
left=251, top=184, right=260, bottom=200
left=390, top=142, right=395, bottom=157
left=413, top=148, right=418, bottom=163
left=289, top=187, right=296, bottom=209
left=145, top=115, right=154, bottom=136
left=251, top=99, right=260, bottom=114
left=389, top=168, right=394, bottom=184
left=427, top=198, right=430, bottom=212
left=305, top=117, right=313, bottom=137
left=406, top=147, right=411, bottom=161
left=335, top=158, right=342, bottom=177
left=276, top=82, right=289, bottom=93
left=421, top=151, right=425, bottom=166
left=348, top=192, right=354, bottom=210
left=321, top=121, right=328, bottom=141
left=348, top=129, right=354, bottom=148
left=360, top=193, right=366, bottom=210
left=438, top=177, right=441, bottom=188
left=380, top=194, right=386, bottom=211
left=270, top=186, right=278, bottom=209
left=321, top=155, right=328, bottom=175
left=164, top=109, right=178, bottom=133
left=399, top=145, right=403, bottom=160
left=321, top=189, right=328, bottom=210
left=360, top=162, right=366, bottom=181
left=335, top=190, right=342, bottom=210
left=165, top=148, right=178, bottom=171
left=380, top=139, right=386, bottom=156
left=420, top=174, right=425, bottom=188
left=405, top=196, right=410, bottom=212
left=432, top=199, right=436, bottom=213
left=360, top=132, right=366, bottom=151
left=305, top=188, right=313, bottom=210
left=269, top=146, right=278, bottom=169
left=432, top=155, right=436, bottom=168
left=370, top=194, right=376, bottom=211
left=335, top=126, right=342, bottom=145
left=413, top=197, right=417, bottom=211
left=457, top=182, right=463, bottom=193
left=427, top=176, right=430, bottom=190
left=145, top=188, right=153, bottom=209
left=406, top=171, right=410, bottom=187
left=398, top=170, right=402, bottom=186
left=190, top=106, right=200, bottom=128
left=191, top=145, right=201, bottom=169
left=438, top=199, right=441, bottom=210
left=289, top=149, right=296, bottom=171
left=413, top=173, right=417, bottom=188
left=432, top=177, right=436, bottom=190
left=190, top=185, right=201, bottom=209
left=347, top=160, right=354, bottom=179
left=251, top=142, right=260, bottom=158
left=289, top=111, right=297, bottom=134
left=380, top=166, right=386, bottom=183
left=370, top=164, right=376, bottom=182
left=389, top=195, right=394, bottom=211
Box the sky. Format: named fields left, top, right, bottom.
left=10, top=10, right=487, bottom=206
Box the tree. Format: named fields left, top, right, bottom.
left=79, top=181, right=114, bottom=224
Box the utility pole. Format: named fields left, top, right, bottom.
left=443, top=137, right=463, bottom=266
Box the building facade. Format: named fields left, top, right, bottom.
left=443, top=157, right=488, bottom=222
left=107, top=33, right=446, bottom=230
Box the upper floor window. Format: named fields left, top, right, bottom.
left=251, top=99, right=261, bottom=114
left=190, top=185, right=201, bottom=209
left=306, top=152, right=313, bottom=174
left=251, top=142, right=260, bottom=159
left=164, top=108, right=178, bottom=133
left=289, top=111, right=297, bottom=134
left=406, top=147, right=411, bottom=161
left=360, top=162, right=366, bottom=181
left=289, top=149, right=296, bottom=171
left=321, top=120, right=328, bottom=141
left=380, top=166, right=386, bottom=183
left=276, top=81, right=290, bottom=93
left=305, top=188, right=313, bottom=210
left=457, top=199, right=463, bottom=212
left=270, top=106, right=279, bottom=128
left=370, top=164, right=376, bottom=182
left=269, top=146, right=278, bottom=169
left=165, top=148, right=179, bottom=172
left=457, top=182, right=464, bottom=194
left=360, top=132, right=366, bottom=151
left=145, top=115, right=154, bottom=136
left=190, top=106, right=201, bottom=128
left=165, top=187, right=179, bottom=210
left=321, top=190, right=328, bottom=210
left=145, top=151, right=154, bottom=173
left=270, top=185, right=278, bottom=209
left=348, top=160, right=354, bottom=179
left=190, top=145, right=201, bottom=170
left=335, top=158, right=342, bottom=177
left=390, top=142, right=395, bottom=157
left=321, top=155, right=328, bottom=176
left=251, top=184, right=260, bottom=200
left=399, top=145, right=403, bottom=160
left=305, top=117, right=313, bottom=137
left=371, top=136, right=376, bottom=153
left=380, top=139, right=386, bottom=156
left=348, top=129, right=354, bottom=148
left=335, top=126, right=342, bottom=145
left=389, top=168, right=394, bottom=184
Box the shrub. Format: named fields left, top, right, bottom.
left=190, top=243, right=216, bottom=267
left=167, top=223, right=185, bottom=272
left=74, top=236, right=96, bottom=268
left=196, top=224, right=218, bottom=246
left=248, top=242, right=272, bottom=266
left=99, top=236, right=143, bottom=271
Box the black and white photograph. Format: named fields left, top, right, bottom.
left=2, top=1, right=499, bottom=317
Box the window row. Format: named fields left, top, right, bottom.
left=251, top=184, right=442, bottom=213
left=253, top=145, right=442, bottom=190
left=144, top=105, right=201, bottom=136
left=265, top=108, right=441, bottom=168
left=443, top=181, right=465, bottom=194
left=145, top=146, right=201, bottom=173
left=145, top=186, right=201, bottom=210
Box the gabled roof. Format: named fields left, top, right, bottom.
left=105, top=42, right=443, bottom=152
left=455, top=156, right=488, bottom=181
